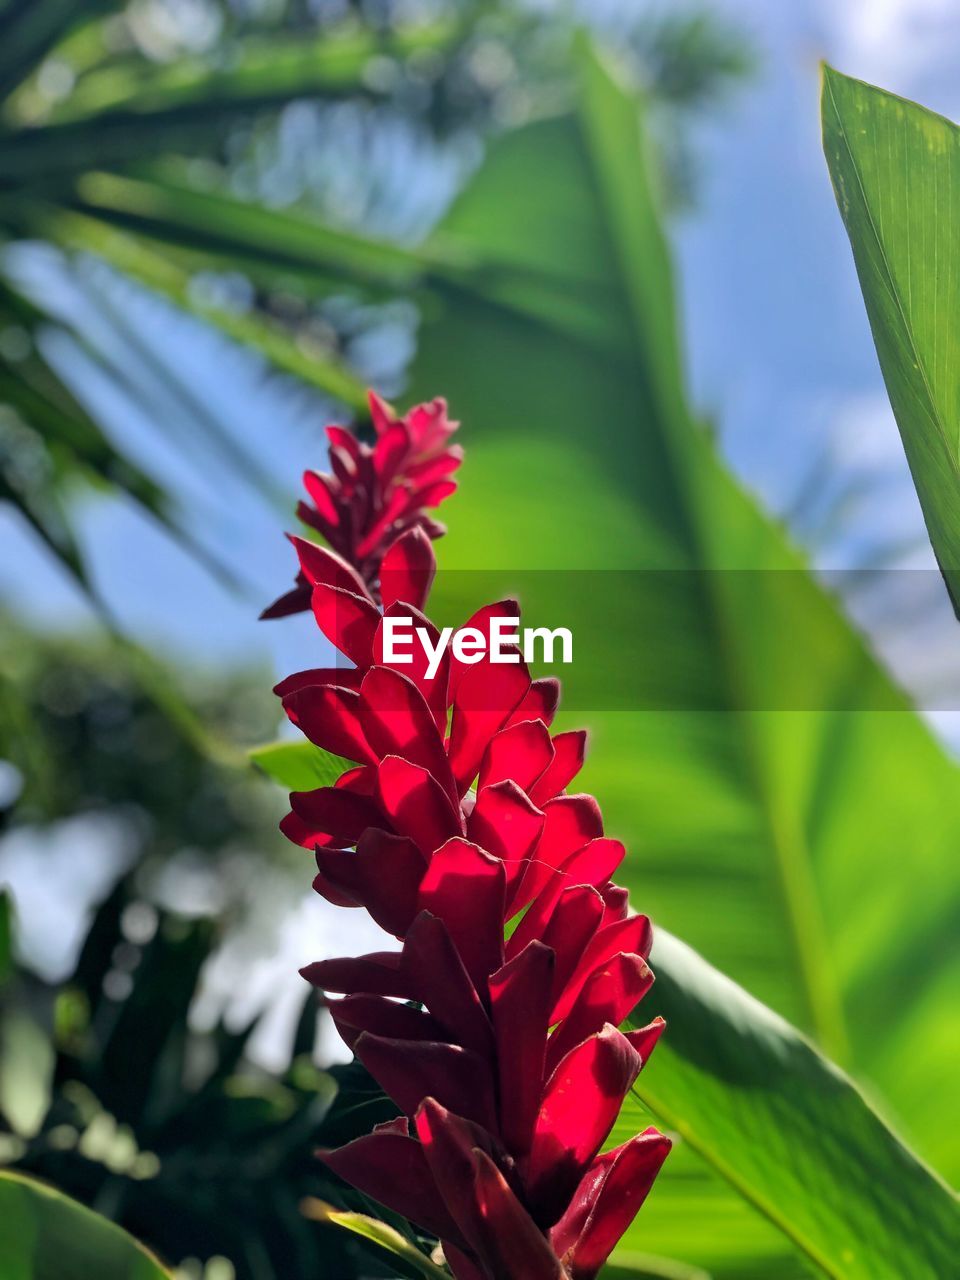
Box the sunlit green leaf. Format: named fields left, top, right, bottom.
left=623, top=931, right=960, bottom=1280
left=250, top=740, right=348, bottom=792
left=822, top=65, right=960, bottom=611
left=302, top=1200, right=448, bottom=1280
left=407, top=35, right=960, bottom=1273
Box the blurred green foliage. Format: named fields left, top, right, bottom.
left=0, top=614, right=279, bottom=842
left=0, top=0, right=753, bottom=601
left=0, top=870, right=428, bottom=1279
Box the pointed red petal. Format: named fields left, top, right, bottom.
left=401, top=912, right=494, bottom=1058
left=405, top=448, right=463, bottom=487
left=488, top=941, right=553, bottom=1156
left=508, top=838, right=626, bottom=958
left=373, top=420, right=413, bottom=484
left=368, top=390, right=395, bottom=436
left=471, top=1150, right=567, bottom=1279
left=327, top=993, right=444, bottom=1053
left=282, top=684, right=374, bottom=765
left=413, top=1098, right=503, bottom=1258
left=506, top=677, right=560, bottom=729
left=477, top=718, right=555, bottom=793
left=540, top=884, right=605, bottom=1005
left=550, top=1130, right=672, bottom=1280
left=374, top=601, right=449, bottom=730
left=311, top=582, right=379, bottom=667
left=300, top=951, right=410, bottom=998
left=290, top=534, right=369, bottom=598
left=530, top=730, right=587, bottom=804
left=259, top=581, right=312, bottom=620
left=279, top=811, right=359, bottom=879
left=326, top=424, right=363, bottom=469
left=527, top=1025, right=642, bottom=1224
left=448, top=658, right=531, bottom=791
left=418, top=838, right=505, bottom=992
left=360, top=667, right=457, bottom=804
left=280, top=786, right=378, bottom=854
left=376, top=755, right=462, bottom=855
left=321, top=1129, right=465, bottom=1249
left=625, top=1016, right=666, bottom=1064
left=546, top=954, right=655, bottom=1075
left=408, top=477, right=458, bottom=509
left=447, top=599, right=519, bottom=701
left=379, top=525, right=437, bottom=611
left=355, top=1032, right=498, bottom=1133
left=356, top=486, right=409, bottom=560
left=467, top=780, right=544, bottom=898
left=509, top=795, right=606, bottom=915
left=599, top=882, right=630, bottom=924
left=406, top=396, right=457, bottom=453
left=551, top=915, right=653, bottom=1024
left=314, top=830, right=426, bottom=937
left=272, top=665, right=362, bottom=698
left=302, top=469, right=340, bottom=526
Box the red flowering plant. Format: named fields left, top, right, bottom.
left=265, top=393, right=671, bottom=1280
left=262, top=392, right=462, bottom=619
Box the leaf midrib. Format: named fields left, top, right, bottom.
left=576, top=46, right=849, bottom=1062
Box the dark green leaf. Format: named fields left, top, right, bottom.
left=0, top=1170, right=170, bottom=1279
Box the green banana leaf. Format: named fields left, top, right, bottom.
left=400, top=36, right=960, bottom=1274
left=822, top=65, right=960, bottom=612
left=0, top=1170, right=170, bottom=1279
left=627, top=932, right=959, bottom=1280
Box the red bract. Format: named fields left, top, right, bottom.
left=261, top=391, right=461, bottom=619
left=268, top=396, right=670, bottom=1280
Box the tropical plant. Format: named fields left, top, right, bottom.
left=1, top=8, right=959, bottom=1280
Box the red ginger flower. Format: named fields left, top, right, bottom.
left=268, top=398, right=670, bottom=1279
left=261, top=392, right=461, bottom=619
